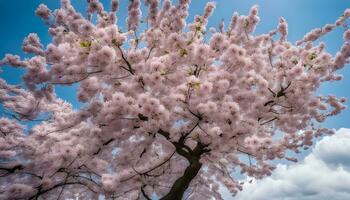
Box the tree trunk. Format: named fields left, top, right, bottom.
left=160, top=159, right=202, bottom=200
left=155, top=129, right=210, bottom=200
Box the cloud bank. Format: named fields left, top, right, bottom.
left=232, top=128, right=350, bottom=200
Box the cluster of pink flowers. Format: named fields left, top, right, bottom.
left=127, top=0, right=142, bottom=31
left=35, top=4, right=51, bottom=20
left=87, top=0, right=104, bottom=16
left=22, top=33, right=44, bottom=55
left=0, top=0, right=349, bottom=199
left=145, top=0, right=160, bottom=27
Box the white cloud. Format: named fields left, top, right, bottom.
left=231, top=128, right=350, bottom=200
left=313, top=129, right=350, bottom=169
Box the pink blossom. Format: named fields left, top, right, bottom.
left=36, top=4, right=51, bottom=20
left=111, top=0, right=119, bottom=12
left=278, top=17, right=288, bottom=41
left=344, top=30, right=350, bottom=41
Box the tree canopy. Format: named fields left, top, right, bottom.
left=0, top=0, right=350, bottom=199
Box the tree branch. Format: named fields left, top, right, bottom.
left=117, top=45, right=134, bottom=75
left=141, top=185, right=152, bottom=200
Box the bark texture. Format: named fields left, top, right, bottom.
left=160, top=159, right=202, bottom=200
left=160, top=138, right=210, bottom=200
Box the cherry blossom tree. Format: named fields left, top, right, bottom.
left=0, top=0, right=349, bottom=199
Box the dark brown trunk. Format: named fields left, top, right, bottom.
left=160, top=159, right=202, bottom=200
left=155, top=129, right=210, bottom=200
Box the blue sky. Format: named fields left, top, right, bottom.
left=1, top=1, right=350, bottom=199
